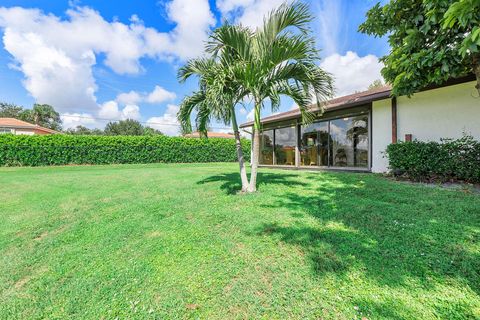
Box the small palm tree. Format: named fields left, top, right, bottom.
left=207, top=2, right=334, bottom=192
left=177, top=58, right=250, bottom=192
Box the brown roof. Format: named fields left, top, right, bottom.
left=0, top=118, right=59, bottom=134
left=240, top=85, right=392, bottom=128
left=184, top=131, right=235, bottom=138
left=240, top=74, right=478, bottom=129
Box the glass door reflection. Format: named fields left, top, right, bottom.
left=300, top=122, right=328, bottom=167
left=301, top=131, right=318, bottom=166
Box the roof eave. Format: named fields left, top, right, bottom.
left=239, top=90, right=391, bottom=128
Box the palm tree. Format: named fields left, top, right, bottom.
left=207, top=2, right=334, bottom=192
left=177, top=58, right=250, bottom=192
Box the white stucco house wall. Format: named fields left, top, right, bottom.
left=371, top=80, right=479, bottom=172
left=240, top=75, right=479, bottom=173
left=0, top=118, right=59, bottom=135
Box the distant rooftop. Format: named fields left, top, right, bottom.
left=0, top=117, right=59, bottom=134
left=184, top=131, right=235, bottom=139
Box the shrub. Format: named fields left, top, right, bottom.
left=0, top=134, right=251, bottom=167
left=386, top=135, right=480, bottom=183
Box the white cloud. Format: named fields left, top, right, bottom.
left=320, top=51, right=383, bottom=97
left=61, top=112, right=98, bottom=129
left=313, top=0, right=342, bottom=56
left=146, top=85, right=177, bottom=103
left=216, top=0, right=254, bottom=14
left=61, top=102, right=140, bottom=129
left=98, top=100, right=141, bottom=120
left=116, top=90, right=142, bottom=105
left=122, top=104, right=141, bottom=119
left=246, top=108, right=255, bottom=122
left=146, top=104, right=180, bottom=136
left=115, top=85, right=176, bottom=105
left=98, top=101, right=119, bottom=119
left=163, top=0, right=215, bottom=59
left=0, top=1, right=213, bottom=114
left=2, top=30, right=98, bottom=112
left=217, top=0, right=284, bottom=29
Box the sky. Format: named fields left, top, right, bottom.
left=0, top=0, right=389, bottom=135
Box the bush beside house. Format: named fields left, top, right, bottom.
left=0, top=134, right=251, bottom=166
left=386, top=135, right=480, bottom=183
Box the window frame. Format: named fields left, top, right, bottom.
left=259, top=105, right=371, bottom=171
left=0, top=127, right=13, bottom=134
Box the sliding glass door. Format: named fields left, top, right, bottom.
left=259, top=130, right=274, bottom=165
left=330, top=115, right=368, bottom=168
left=258, top=112, right=369, bottom=169
left=259, top=126, right=296, bottom=166
left=299, top=113, right=369, bottom=169
left=274, top=127, right=296, bottom=165
left=300, top=122, right=329, bottom=166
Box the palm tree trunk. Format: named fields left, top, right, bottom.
left=231, top=108, right=249, bottom=192
left=248, top=102, right=261, bottom=192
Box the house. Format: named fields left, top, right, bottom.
left=183, top=131, right=235, bottom=139
left=0, top=118, right=59, bottom=135
left=239, top=75, right=480, bottom=173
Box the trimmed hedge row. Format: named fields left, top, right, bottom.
left=0, top=134, right=251, bottom=166
left=386, top=135, right=480, bottom=183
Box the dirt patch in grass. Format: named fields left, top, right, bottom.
left=386, top=175, right=480, bottom=194
left=33, top=231, right=49, bottom=242
left=146, top=231, right=162, bottom=238
left=14, top=266, right=49, bottom=290
left=33, top=225, right=69, bottom=242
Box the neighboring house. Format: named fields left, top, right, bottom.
left=239, top=75, right=480, bottom=173
left=0, top=118, right=59, bottom=135
left=184, top=131, right=235, bottom=139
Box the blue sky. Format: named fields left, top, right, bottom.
left=0, top=0, right=388, bottom=135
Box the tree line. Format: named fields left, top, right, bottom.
left=0, top=102, right=163, bottom=136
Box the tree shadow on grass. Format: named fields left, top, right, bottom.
left=258, top=222, right=364, bottom=274
left=197, top=172, right=309, bottom=195
left=197, top=169, right=479, bottom=316
left=258, top=172, right=480, bottom=296
left=350, top=298, right=417, bottom=320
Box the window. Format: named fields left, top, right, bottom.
left=0, top=128, right=12, bottom=134
left=260, top=111, right=369, bottom=169
left=274, top=126, right=296, bottom=165
left=330, top=115, right=368, bottom=168
left=259, top=130, right=274, bottom=165
left=300, top=122, right=328, bottom=166
left=259, top=126, right=297, bottom=166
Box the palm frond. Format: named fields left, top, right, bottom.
left=256, top=1, right=313, bottom=50
left=177, top=58, right=216, bottom=83
left=206, top=24, right=253, bottom=62
left=194, top=102, right=211, bottom=137
left=177, top=91, right=206, bottom=134
left=270, top=81, right=315, bottom=124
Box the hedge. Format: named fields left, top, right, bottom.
left=0, top=134, right=251, bottom=167
left=386, top=135, right=480, bottom=183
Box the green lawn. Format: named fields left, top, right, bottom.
left=0, top=163, right=479, bottom=319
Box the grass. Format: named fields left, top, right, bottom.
left=0, top=163, right=479, bottom=319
